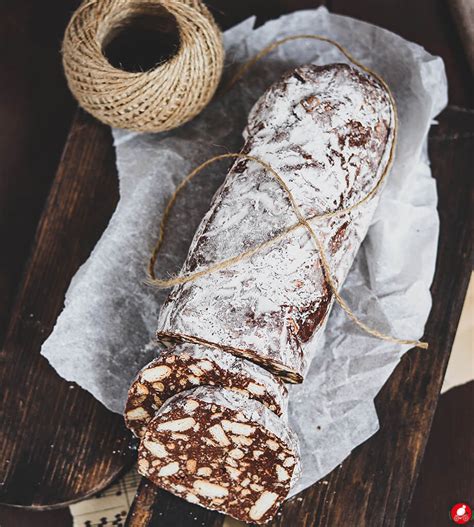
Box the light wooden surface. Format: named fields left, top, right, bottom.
left=442, top=273, right=474, bottom=393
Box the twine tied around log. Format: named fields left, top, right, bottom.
left=147, top=35, right=429, bottom=351
left=62, top=0, right=224, bottom=133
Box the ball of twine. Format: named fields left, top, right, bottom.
left=62, top=0, right=224, bottom=133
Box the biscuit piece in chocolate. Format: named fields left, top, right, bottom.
left=138, top=386, right=300, bottom=524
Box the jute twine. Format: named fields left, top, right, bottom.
left=62, top=0, right=224, bottom=132
left=147, top=35, right=429, bottom=350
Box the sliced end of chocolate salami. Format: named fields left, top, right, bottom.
left=158, top=331, right=305, bottom=384
left=125, top=343, right=288, bottom=438
left=137, top=386, right=301, bottom=524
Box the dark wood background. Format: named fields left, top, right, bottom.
left=0, top=0, right=472, bottom=526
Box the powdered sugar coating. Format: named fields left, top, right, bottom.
left=157, top=64, right=395, bottom=382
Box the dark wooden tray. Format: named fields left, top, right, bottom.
left=0, top=0, right=472, bottom=525
left=125, top=105, right=474, bottom=527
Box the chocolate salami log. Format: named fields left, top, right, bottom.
left=125, top=343, right=288, bottom=438
left=138, top=386, right=301, bottom=524
left=157, top=63, right=395, bottom=382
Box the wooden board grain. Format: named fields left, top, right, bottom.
left=0, top=109, right=136, bottom=508
left=0, top=0, right=77, bottom=343
left=126, top=480, right=225, bottom=527
left=407, top=381, right=474, bottom=526
left=0, top=504, right=72, bottom=527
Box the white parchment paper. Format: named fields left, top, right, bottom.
left=42, top=7, right=447, bottom=496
